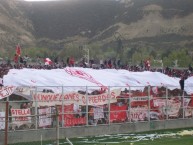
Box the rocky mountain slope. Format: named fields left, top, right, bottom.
left=1, top=0, right=193, bottom=53
left=0, top=0, right=35, bottom=52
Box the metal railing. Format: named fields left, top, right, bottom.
left=0, top=85, right=193, bottom=145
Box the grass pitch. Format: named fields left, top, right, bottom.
left=9, top=128, right=193, bottom=145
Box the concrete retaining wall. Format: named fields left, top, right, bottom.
left=1, top=118, right=193, bottom=145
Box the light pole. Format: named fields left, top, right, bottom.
left=161, top=60, right=164, bottom=73
left=80, top=45, right=89, bottom=64
left=154, top=59, right=163, bottom=72
left=174, top=60, right=178, bottom=68
left=84, top=45, right=89, bottom=64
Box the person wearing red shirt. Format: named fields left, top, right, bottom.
left=14, top=54, right=18, bottom=64
left=69, top=57, right=75, bottom=67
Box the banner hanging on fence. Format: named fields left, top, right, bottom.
left=0, top=86, right=16, bottom=100
left=33, top=89, right=120, bottom=106
left=166, top=100, right=181, bottom=117
left=110, top=104, right=127, bottom=122
left=130, top=95, right=150, bottom=107
left=38, top=107, right=52, bottom=127
left=14, top=86, right=33, bottom=99
left=0, top=112, right=5, bottom=130
left=184, top=107, right=193, bottom=117
left=64, top=117, right=86, bottom=127
left=59, top=104, right=86, bottom=127
left=128, top=107, right=148, bottom=121
left=94, top=107, right=104, bottom=119
left=11, top=108, right=31, bottom=127
left=153, top=98, right=181, bottom=117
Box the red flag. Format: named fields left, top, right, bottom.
left=44, top=58, right=52, bottom=65
left=59, top=104, right=86, bottom=127
left=110, top=104, right=127, bottom=122
left=16, top=44, right=21, bottom=56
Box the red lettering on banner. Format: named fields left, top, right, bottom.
left=98, top=95, right=102, bottom=102
left=0, top=86, right=15, bottom=99
left=11, top=109, right=30, bottom=116
left=88, top=97, right=92, bottom=104
left=11, top=108, right=31, bottom=126
left=64, top=67, right=106, bottom=89
left=111, top=92, right=116, bottom=99
left=64, top=93, right=76, bottom=101
left=59, top=95, right=62, bottom=101
left=94, top=96, right=97, bottom=103
left=15, top=117, right=29, bottom=121
left=88, top=94, right=109, bottom=105
left=82, top=96, right=86, bottom=104
left=34, top=94, right=62, bottom=102
left=64, top=117, right=86, bottom=127
left=132, top=113, right=138, bottom=119
left=32, top=89, right=120, bottom=106
left=75, top=94, right=79, bottom=102
left=131, top=112, right=146, bottom=120
left=49, top=94, right=55, bottom=101
left=48, top=94, right=53, bottom=101
left=41, top=94, right=48, bottom=101
left=59, top=104, right=86, bottom=127
left=53, top=94, right=58, bottom=101
left=102, top=94, right=107, bottom=101
left=70, top=93, right=79, bottom=102
left=128, top=107, right=148, bottom=121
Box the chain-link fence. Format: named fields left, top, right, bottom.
left=0, top=85, right=193, bottom=145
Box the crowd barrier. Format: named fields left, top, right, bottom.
left=0, top=85, right=193, bottom=131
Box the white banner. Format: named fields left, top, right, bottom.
left=38, top=107, right=52, bottom=127
left=3, top=68, right=181, bottom=93
left=0, top=112, right=5, bottom=130
left=131, top=96, right=151, bottom=102
left=153, top=99, right=166, bottom=107
left=128, top=107, right=148, bottom=121
left=183, top=98, right=191, bottom=108
left=94, top=107, right=104, bottom=119
left=33, top=89, right=120, bottom=106
left=184, top=107, right=193, bottom=117
left=153, top=98, right=181, bottom=117
left=14, top=86, right=33, bottom=96
left=0, top=86, right=16, bottom=100
left=11, top=108, right=31, bottom=127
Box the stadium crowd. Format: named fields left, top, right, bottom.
left=0, top=54, right=192, bottom=86
left=1, top=54, right=193, bottom=130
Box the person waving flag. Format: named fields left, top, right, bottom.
left=16, top=44, right=21, bottom=56
left=44, top=58, right=52, bottom=65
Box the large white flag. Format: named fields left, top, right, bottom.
left=3, top=67, right=182, bottom=94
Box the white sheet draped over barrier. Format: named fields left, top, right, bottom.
left=185, top=77, right=193, bottom=95
left=2, top=67, right=193, bottom=95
